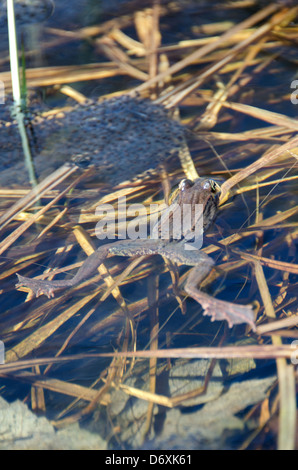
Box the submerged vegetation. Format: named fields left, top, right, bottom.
left=0, top=0, right=297, bottom=450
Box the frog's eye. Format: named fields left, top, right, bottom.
left=210, top=180, right=221, bottom=193
left=179, top=179, right=193, bottom=191
left=203, top=180, right=211, bottom=190
left=204, top=179, right=220, bottom=193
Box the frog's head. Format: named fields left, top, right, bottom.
left=177, top=178, right=220, bottom=233
left=178, top=177, right=220, bottom=206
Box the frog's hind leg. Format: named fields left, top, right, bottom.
left=184, top=263, right=256, bottom=330
left=16, top=245, right=111, bottom=298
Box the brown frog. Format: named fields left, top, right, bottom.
left=16, top=178, right=255, bottom=329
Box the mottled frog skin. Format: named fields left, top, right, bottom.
left=16, top=178, right=255, bottom=329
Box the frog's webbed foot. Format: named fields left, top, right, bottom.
left=185, top=266, right=256, bottom=330
left=187, top=289, right=256, bottom=330
left=15, top=245, right=111, bottom=299
left=16, top=274, right=71, bottom=299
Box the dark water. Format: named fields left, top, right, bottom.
left=0, top=0, right=297, bottom=450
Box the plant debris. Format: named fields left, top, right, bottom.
left=0, top=0, right=297, bottom=450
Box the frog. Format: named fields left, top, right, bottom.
left=16, top=178, right=256, bottom=329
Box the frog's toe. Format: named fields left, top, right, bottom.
left=36, top=286, right=55, bottom=299
left=203, top=300, right=256, bottom=330
left=185, top=285, right=256, bottom=330
left=16, top=273, right=55, bottom=299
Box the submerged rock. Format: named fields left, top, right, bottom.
left=99, top=359, right=276, bottom=450
left=0, top=396, right=106, bottom=450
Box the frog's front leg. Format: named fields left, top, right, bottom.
left=184, top=257, right=256, bottom=330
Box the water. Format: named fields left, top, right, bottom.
left=0, top=0, right=297, bottom=450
